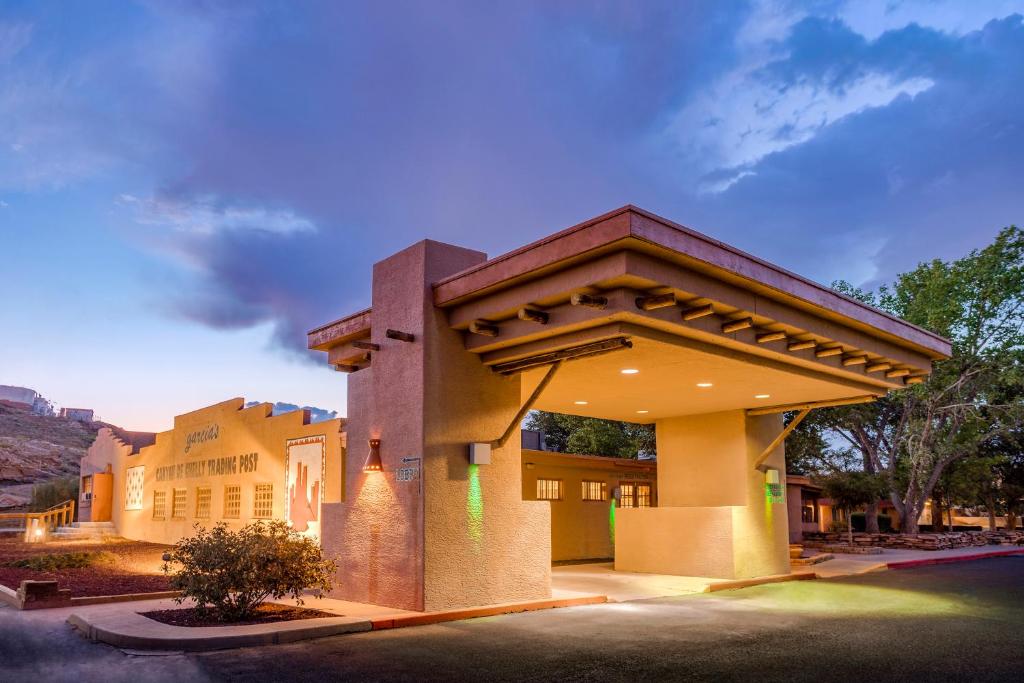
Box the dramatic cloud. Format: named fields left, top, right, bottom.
left=119, top=194, right=315, bottom=237
left=3, top=0, right=1023, bottom=362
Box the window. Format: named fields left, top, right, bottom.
left=172, top=488, right=187, bottom=519
left=581, top=480, right=607, bottom=502
left=224, top=485, right=241, bottom=519
left=636, top=483, right=652, bottom=508
left=195, top=486, right=212, bottom=519
left=536, top=479, right=563, bottom=501
left=125, top=465, right=145, bottom=510
left=801, top=499, right=818, bottom=523
left=620, top=482, right=634, bottom=507
left=620, top=482, right=653, bottom=508
left=254, top=483, right=273, bottom=518
left=82, top=476, right=93, bottom=502
left=152, top=491, right=166, bottom=520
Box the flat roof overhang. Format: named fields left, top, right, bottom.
left=308, top=206, right=951, bottom=417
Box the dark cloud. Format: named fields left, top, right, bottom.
left=706, top=14, right=1024, bottom=287
left=6, top=2, right=1023, bottom=358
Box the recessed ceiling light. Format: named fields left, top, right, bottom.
left=636, top=410, right=649, bottom=414
left=755, top=394, right=771, bottom=399
left=574, top=400, right=589, bottom=405
left=696, top=382, right=713, bottom=388
left=621, top=368, right=639, bottom=375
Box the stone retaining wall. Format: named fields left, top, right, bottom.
left=803, top=530, right=1024, bottom=551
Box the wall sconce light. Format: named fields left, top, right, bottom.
left=468, top=442, right=491, bottom=465
left=363, top=438, right=383, bottom=472
left=764, top=468, right=784, bottom=503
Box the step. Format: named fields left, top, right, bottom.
left=73, top=522, right=116, bottom=529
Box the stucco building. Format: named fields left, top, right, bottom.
left=78, top=398, right=344, bottom=546
left=307, top=205, right=950, bottom=611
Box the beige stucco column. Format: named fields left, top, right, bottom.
left=324, top=240, right=551, bottom=611
left=614, top=410, right=790, bottom=579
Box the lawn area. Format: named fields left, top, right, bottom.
left=0, top=535, right=172, bottom=597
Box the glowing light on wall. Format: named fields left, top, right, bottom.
left=467, top=464, right=484, bottom=548
left=608, top=499, right=616, bottom=545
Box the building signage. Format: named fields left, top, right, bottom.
left=184, top=423, right=220, bottom=453
left=396, top=466, right=419, bottom=482
left=155, top=452, right=259, bottom=482
left=618, top=471, right=654, bottom=480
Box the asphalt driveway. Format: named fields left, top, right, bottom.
left=2, top=557, right=1022, bottom=682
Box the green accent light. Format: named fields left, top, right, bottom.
left=467, top=464, right=484, bottom=546
left=608, top=499, right=616, bottom=545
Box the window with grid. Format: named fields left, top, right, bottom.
left=581, top=480, right=607, bottom=501
left=620, top=482, right=635, bottom=507
left=536, top=478, right=563, bottom=501
left=172, top=488, right=187, bottom=519
left=254, top=483, right=273, bottom=518
left=195, top=486, right=212, bottom=519
left=152, top=491, right=166, bottom=520
left=224, top=485, right=241, bottom=519
left=636, top=483, right=652, bottom=508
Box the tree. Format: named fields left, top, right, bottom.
left=524, top=411, right=655, bottom=458
left=163, top=521, right=336, bottom=621
left=816, top=471, right=888, bottom=545
left=804, top=227, right=1024, bottom=533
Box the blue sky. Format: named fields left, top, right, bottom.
left=1, top=1, right=1022, bottom=430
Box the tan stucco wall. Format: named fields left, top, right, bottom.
left=521, top=450, right=656, bottom=562
left=79, top=436, right=131, bottom=522
left=323, top=240, right=551, bottom=612
left=732, top=414, right=790, bottom=577
left=80, top=399, right=343, bottom=547
left=615, top=410, right=789, bottom=579
left=421, top=241, right=551, bottom=611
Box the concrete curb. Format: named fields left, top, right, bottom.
left=71, top=590, right=182, bottom=607
left=68, top=611, right=373, bottom=651
left=370, top=595, right=608, bottom=630
left=0, top=584, right=19, bottom=608
left=68, top=594, right=608, bottom=651
left=887, top=548, right=1024, bottom=570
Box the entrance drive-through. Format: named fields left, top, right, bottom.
left=308, top=205, right=950, bottom=612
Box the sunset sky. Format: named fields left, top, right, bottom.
left=2, top=1, right=1022, bottom=430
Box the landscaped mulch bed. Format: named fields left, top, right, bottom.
left=141, top=602, right=336, bottom=627
left=0, top=536, right=173, bottom=597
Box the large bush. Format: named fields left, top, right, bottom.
left=163, top=521, right=336, bottom=621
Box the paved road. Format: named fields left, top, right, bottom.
left=3, top=558, right=1023, bottom=682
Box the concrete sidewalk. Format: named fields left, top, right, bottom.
left=810, top=544, right=1024, bottom=578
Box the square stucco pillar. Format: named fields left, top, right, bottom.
left=322, top=239, right=550, bottom=612
left=614, top=410, right=790, bottom=579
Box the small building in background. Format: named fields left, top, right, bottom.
left=60, top=407, right=95, bottom=422
left=79, top=397, right=344, bottom=546
left=522, top=448, right=657, bottom=562
left=0, top=384, right=54, bottom=416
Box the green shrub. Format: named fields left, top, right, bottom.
left=30, top=476, right=79, bottom=513
left=6, top=551, right=116, bottom=570
left=163, top=521, right=336, bottom=622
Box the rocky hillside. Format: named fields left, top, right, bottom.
left=0, top=402, right=102, bottom=508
